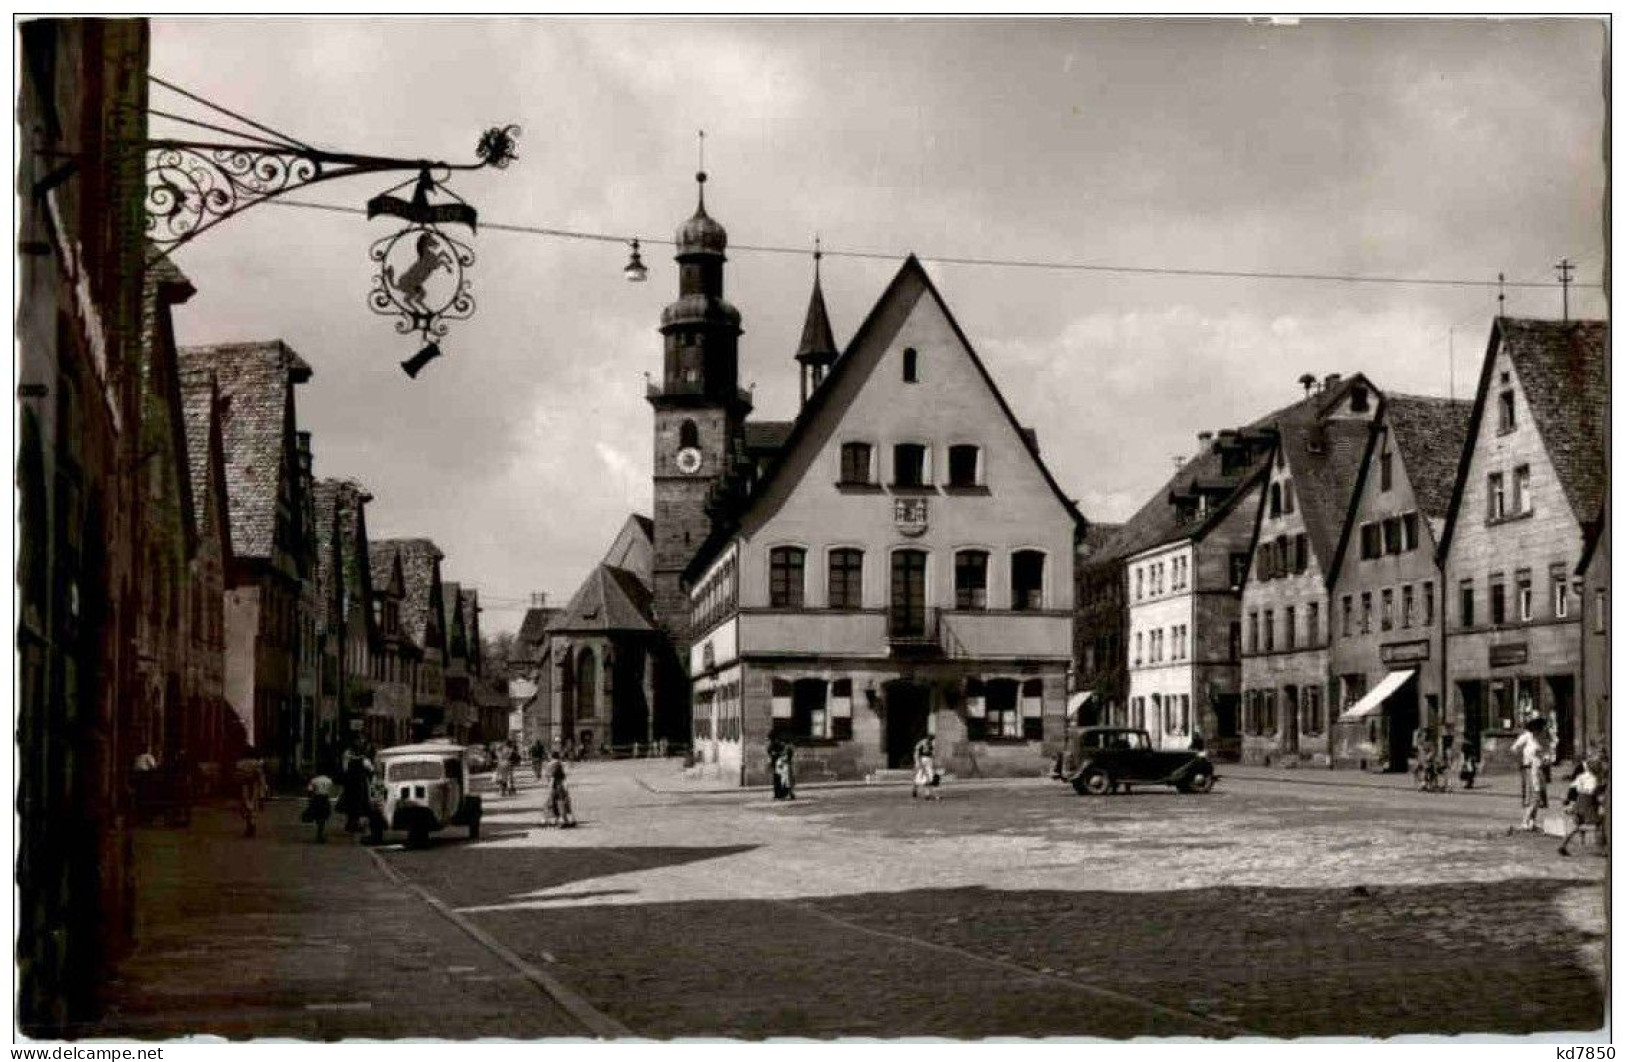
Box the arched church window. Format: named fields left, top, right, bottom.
left=576, top=647, right=598, bottom=719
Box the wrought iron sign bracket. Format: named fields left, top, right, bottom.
left=138, top=124, right=519, bottom=256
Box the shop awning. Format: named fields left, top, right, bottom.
left=1066, top=691, right=1093, bottom=721
left=1337, top=669, right=1416, bottom=722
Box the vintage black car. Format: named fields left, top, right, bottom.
left=1062, top=727, right=1216, bottom=796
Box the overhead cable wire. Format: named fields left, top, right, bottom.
left=262, top=197, right=1601, bottom=292
left=148, top=108, right=302, bottom=151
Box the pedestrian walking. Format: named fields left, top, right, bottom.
left=912, top=734, right=941, bottom=801
left=775, top=741, right=797, bottom=801
left=303, top=771, right=337, bottom=843
left=495, top=741, right=516, bottom=796
left=1557, top=757, right=1605, bottom=857
left=233, top=747, right=267, bottom=838
left=767, top=736, right=786, bottom=799
left=1460, top=734, right=1481, bottom=789
left=530, top=738, right=546, bottom=781
left=1509, top=716, right=1555, bottom=834
left=340, top=739, right=373, bottom=833
left=544, top=749, right=576, bottom=828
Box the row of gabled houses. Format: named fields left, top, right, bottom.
left=16, top=23, right=514, bottom=1032
left=1077, top=317, right=1609, bottom=775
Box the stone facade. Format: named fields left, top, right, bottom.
left=1578, top=506, right=1609, bottom=753
left=1442, top=320, right=1607, bottom=768
left=686, top=258, right=1081, bottom=785
left=16, top=18, right=152, bottom=1033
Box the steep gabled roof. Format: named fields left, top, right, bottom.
left=599, top=513, right=655, bottom=588
left=1098, top=377, right=1373, bottom=568
left=177, top=369, right=233, bottom=567
left=549, top=564, right=655, bottom=633
left=1276, top=418, right=1371, bottom=576
left=685, top=255, right=1085, bottom=581
left=178, top=340, right=311, bottom=561
left=1439, top=317, right=1609, bottom=558
left=517, top=605, right=559, bottom=647
left=1382, top=394, right=1473, bottom=523
left=371, top=538, right=444, bottom=648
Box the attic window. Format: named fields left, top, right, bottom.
left=1498, top=389, right=1516, bottom=434
left=1350, top=384, right=1370, bottom=412
left=902, top=347, right=919, bottom=383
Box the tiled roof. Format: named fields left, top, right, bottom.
left=371, top=538, right=444, bottom=648
left=177, top=370, right=217, bottom=538
left=312, top=478, right=374, bottom=628
left=1500, top=318, right=1609, bottom=525
left=744, top=420, right=794, bottom=453
left=1098, top=376, right=1370, bottom=565
left=548, top=564, right=655, bottom=633
left=1278, top=418, right=1371, bottom=573
left=599, top=513, right=655, bottom=588
left=517, top=605, right=559, bottom=648
left=177, top=341, right=310, bottom=560
left=1382, top=394, right=1472, bottom=522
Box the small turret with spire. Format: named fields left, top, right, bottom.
left=795, top=238, right=840, bottom=407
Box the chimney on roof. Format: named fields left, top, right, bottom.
left=1321, top=373, right=1342, bottom=393
left=530, top=592, right=548, bottom=607
left=1197, top=430, right=1215, bottom=448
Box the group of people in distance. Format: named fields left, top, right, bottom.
left=764, top=732, right=943, bottom=802
left=1504, top=715, right=1608, bottom=857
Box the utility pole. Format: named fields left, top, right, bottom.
left=1556, top=258, right=1575, bottom=321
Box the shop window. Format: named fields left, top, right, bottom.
left=830, top=679, right=854, bottom=740
left=986, top=678, right=1021, bottom=739
left=770, top=547, right=806, bottom=608
left=792, top=678, right=830, bottom=739
left=827, top=548, right=864, bottom=609
left=965, top=677, right=987, bottom=740
left=1021, top=678, right=1044, bottom=740
left=771, top=679, right=793, bottom=724
left=955, top=550, right=988, bottom=610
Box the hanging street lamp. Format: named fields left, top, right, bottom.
left=623, top=237, right=649, bottom=283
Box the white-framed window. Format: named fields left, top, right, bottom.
left=770, top=546, right=807, bottom=608
left=892, top=443, right=931, bottom=487
left=947, top=444, right=982, bottom=488
left=1552, top=565, right=1570, bottom=618
left=1517, top=570, right=1534, bottom=622
left=839, top=441, right=875, bottom=486
left=1513, top=465, right=1532, bottom=515
left=1011, top=550, right=1045, bottom=610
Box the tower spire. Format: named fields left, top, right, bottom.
left=696, top=130, right=706, bottom=211
left=795, top=236, right=840, bottom=408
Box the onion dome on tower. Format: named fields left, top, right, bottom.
left=655, top=170, right=744, bottom=407
left=795, top=241, right=840, bottom=407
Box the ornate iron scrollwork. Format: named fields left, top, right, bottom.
left=145, top=145, right=321, bottom=250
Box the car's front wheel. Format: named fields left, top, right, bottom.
left=1179, top=770, right=1215, bottom=794
left=1073, top=768, right=1111, bottom=796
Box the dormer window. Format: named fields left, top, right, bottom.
left=902, top=347, right=919, bottom=383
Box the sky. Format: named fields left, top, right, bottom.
left=150, top=17, right=1609, bottom=634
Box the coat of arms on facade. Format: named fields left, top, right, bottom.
left=894, top=497, right=929, bottom=537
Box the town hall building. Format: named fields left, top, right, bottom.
left=651, top=176, right=1084, bottom=785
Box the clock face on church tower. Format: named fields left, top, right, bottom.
left=675, top=447, right=704, bottom=475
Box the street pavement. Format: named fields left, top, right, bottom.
left=85, top=797, right=586, bottom=1040
left=374, top=759, right=1606, bottom=1040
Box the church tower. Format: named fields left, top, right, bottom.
left=647, top=170, right=748, bottom=742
